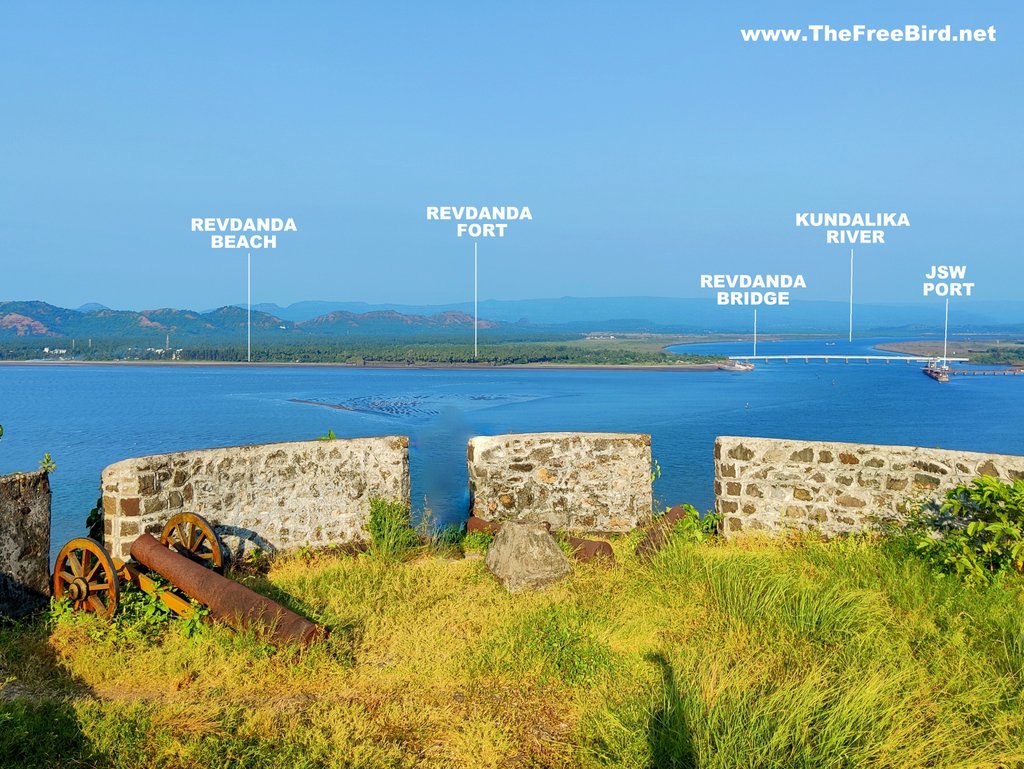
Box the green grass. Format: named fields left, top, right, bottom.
left=2, top=533, right=1023, bottom=768
left=367, top=497, right=421, bottom=560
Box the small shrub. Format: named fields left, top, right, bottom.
left=49, top=578, right=212, bottom=643
left=85, top=486, right=104, bottom=540
left=46, top=596, right=78, bottom=627
left=672, top=505, right=719, bottom=544
left=38, top=452, right=56, bottom=473
left=104, top=582, right=175, bottom=641
left=655, top=503, right=719, bottom=545
left=47, top=585, right=171, bottom=643
left=906, top=475, right=1024, bottom=586
left=179, top=605, right=212, bottom=640
left=367, top=497, right=420, bottom=559
left=462, top=530, right=493, bottom=554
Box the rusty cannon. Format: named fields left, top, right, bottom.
left=52, top=512, right=325, bottom=646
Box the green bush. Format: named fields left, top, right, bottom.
left=461, top=530, right=493, bottom=554
left=367, top=497, right=420, bottom=559
left=907, top=475, right=1024, bottom=586
left=653, top=503, right=719, bottom=545
left=84, top=485, right=104, bottom=540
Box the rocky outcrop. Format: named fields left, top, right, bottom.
left=485, top=522, right=573, bottom=592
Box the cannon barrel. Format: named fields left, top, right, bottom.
left=130, top=533, right=325, bottom=646
left=635, top=504, right=693, bottom=560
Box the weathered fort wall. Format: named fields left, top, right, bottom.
left=467, top=432, right=653, bottom=533
left=102, top=437, right=410, bottom=560
left=715, top=436, right=1024, bottom=537
left=0, top=470, right=51, bottom=617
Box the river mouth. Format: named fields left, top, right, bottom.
left=3, top=357, right=1022, bottom=560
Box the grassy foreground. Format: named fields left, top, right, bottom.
left=2, top=533, right=1024, bottom=768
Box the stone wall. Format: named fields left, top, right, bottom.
left=467, top=432, right=652, bottom=533
left=102, top=437, right=409, bottom=560
left=0, top=470, right=51, bottom=617
left=715, top=436, right=1024, bottom=538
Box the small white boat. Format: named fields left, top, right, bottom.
left=719, top=360, right=755, bottom=372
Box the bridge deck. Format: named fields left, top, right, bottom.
left=727, top=355, right=970, bottom=363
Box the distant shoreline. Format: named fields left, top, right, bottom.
left=874, top=339, right=1023, bottom=369
left=0, top=359, right=725, bottom=372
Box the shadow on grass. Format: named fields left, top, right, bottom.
left=226, top=574, right=363, bottom=658
left=646, top=652, right=698, bottom=769
left=0, top=616, right=104, bottom=768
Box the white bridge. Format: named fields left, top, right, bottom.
left=728, top=355, right=970, bottom=364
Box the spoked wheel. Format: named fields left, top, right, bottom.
left=160, top=512, right=224, bottom=572
left=53, top=538, right=120, bottom=619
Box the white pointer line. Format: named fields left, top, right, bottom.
left=474, top=241, right=478, bottom=359
left=849, top=248, right=854, bottom=343
left=247, top=252, right=252, bottom=363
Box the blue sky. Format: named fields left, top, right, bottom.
left=1, top=2, right=1020, bottom=310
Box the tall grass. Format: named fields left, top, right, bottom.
left=702, top=554, right=888, bottom=643
left=2, top=532, right=1023, bottom=768
left=366, top=496, right=420, bottom=560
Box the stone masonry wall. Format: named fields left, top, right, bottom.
left=716, top=436, right=1024, bottom=538
left=0, top=470, right=51, bottom=617
left=468, top=432, right=653, bottom=533
left=102, top=437, right=409, bottom=561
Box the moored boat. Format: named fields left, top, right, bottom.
left=922, top=361, right=950, bottom=382
left=720, top=360, right=755, bottom=372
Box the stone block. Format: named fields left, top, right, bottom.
left=467, top=432, right=652, bottom=533
left=715, top=436, right=1024, bottom=540
left=0, top=471, right=51, bottom=618
left=101, top=437, right=410, bottom=560
left=728, top=444, right=756, bottom=461
left=485, top=522, right=572, bottom=592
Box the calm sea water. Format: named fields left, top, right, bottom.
left=1, top=337, right=1021, bottom=559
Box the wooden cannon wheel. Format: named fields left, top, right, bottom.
left=160, top=512, right=224, bottom=572
left=53, top=538, right=120, bottom=619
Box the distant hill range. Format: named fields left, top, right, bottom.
left=0, top=301, right=499, bottom=342
left=1, top=297, right=1021, bottom=344
left=246, top=297, right=1024, bottom=335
